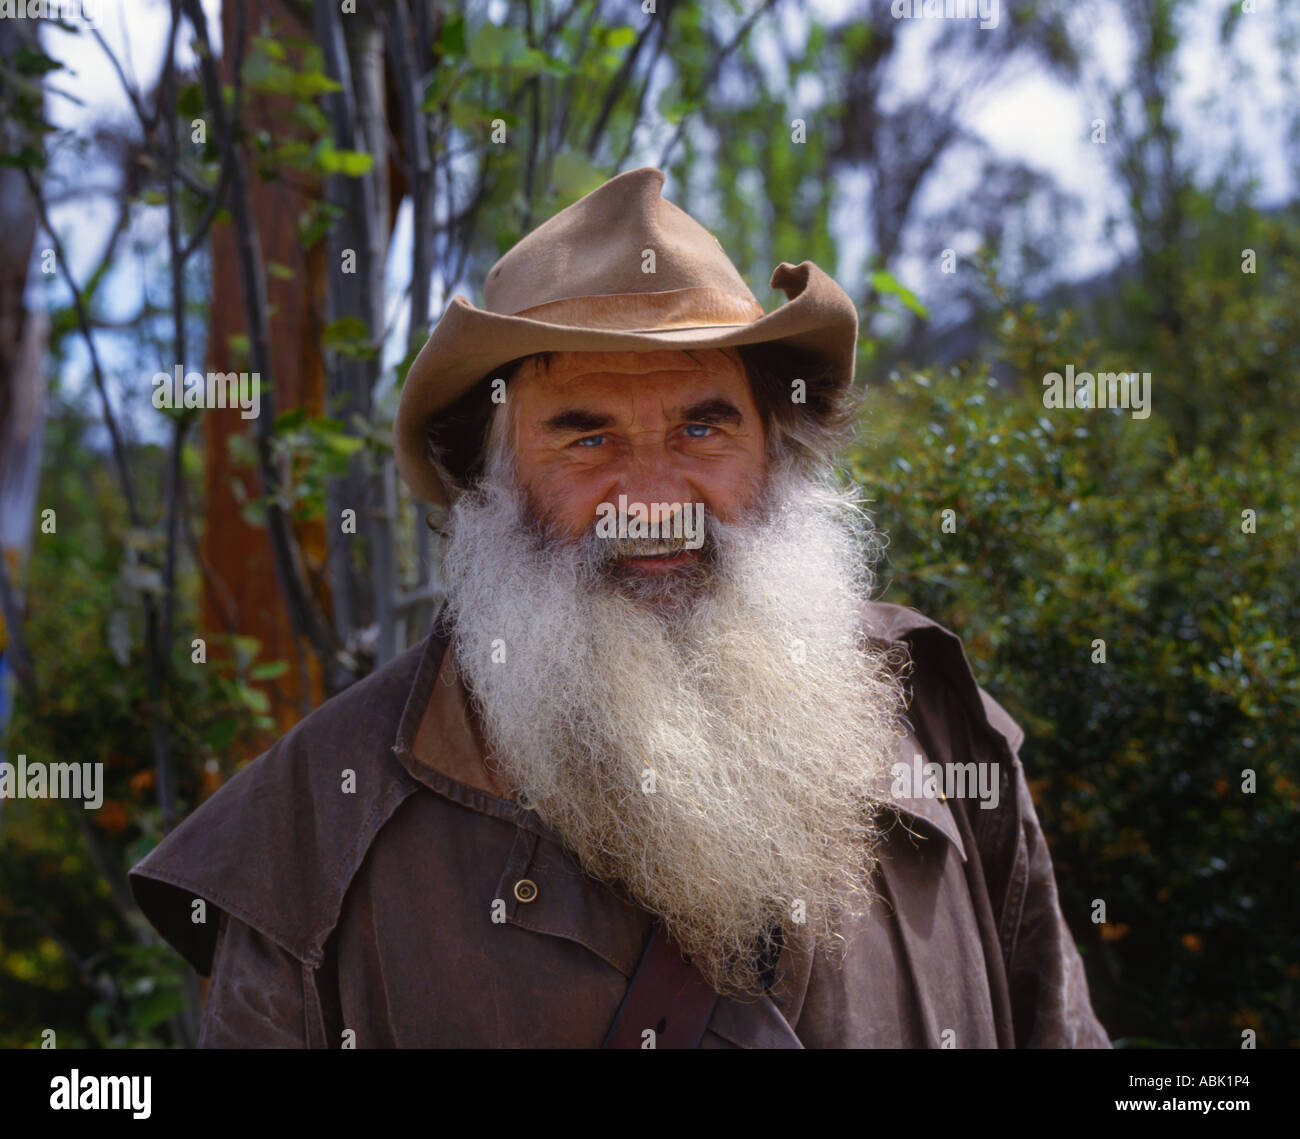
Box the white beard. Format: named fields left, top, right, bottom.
left=441, top=459, right=907, bottom=996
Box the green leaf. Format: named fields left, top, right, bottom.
left=422, top=66, right=467, bottom=111
left=129, top=985, right=187, bottom=1032
left=315, top=141, right=374, bottom=177
left=12, top=46, right=63, bottom=77
left=0, top=146, right=46, bottom=171
left=239, top=498, right=267, bottom=527
left=205, top=717, right=238, bottom=754
left=657, top=84, right=692, bottom=126
left=468, top=22, right=527, bottom=68
left=513, top=47, right=574, bottom=78
left=177, top=82, right=204, bottom=119
left=551, top=153, right=608, bottom=204
left=320, top=432, right=364, bottom=458
left=439, top=14, right=467, bottom=57
left=237, top=683, right=270, bottom=715
left=242, top=38, right=285, bottom=89
left=230, top=635, right=262, bottom=666
left=871, top=269, right=929, bottom=319
left=602, top=26, right=639, bottom=51
left=296, top=201, right=343, bottom=247
left=494, top=228, right=522, bottom=257
left=322, top=315, right=376, bottom=359
left=250, top=660, right=289, bottom=681
left=243, top=36, right=341, bottom=98
left=275, top=407, right=308, bottom=431
left=287, top=69, right=343, bottom=99
left=450, top=102, right=511, bottom=131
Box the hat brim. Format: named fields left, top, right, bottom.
left=395, top=260, right=859, bottom=506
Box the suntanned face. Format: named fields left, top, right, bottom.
left=506, top=347, right=767, bottom=576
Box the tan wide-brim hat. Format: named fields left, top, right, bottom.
left=395, top=166, right=861, bottom=506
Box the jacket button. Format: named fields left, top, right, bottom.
left=514, top=879, right=539, bottom=903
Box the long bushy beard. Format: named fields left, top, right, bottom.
left=441, top=460, right=907, bottom=997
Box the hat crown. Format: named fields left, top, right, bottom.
left=482, top=167, right=759, bottom=317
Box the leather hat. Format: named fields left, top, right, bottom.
left=394, top=166, right=860, bottom=505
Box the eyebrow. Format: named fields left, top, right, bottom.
left=541, top=409, right=615, bottom=434
left=679, top=398, right=743, bottom=426
left=539, top=398, right=744, bottom=435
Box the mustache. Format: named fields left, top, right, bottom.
left=582, top=521, right=725, bottom=584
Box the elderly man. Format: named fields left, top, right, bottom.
left=129, top=167, right=1109, bottom=1048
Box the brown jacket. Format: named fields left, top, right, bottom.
left=128, top=602, right=1110, bottom=1048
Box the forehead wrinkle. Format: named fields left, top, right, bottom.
left=543, top=371, right=743, bottom=397
left=524, top=362, right=751, bottom=406
left=544, top=387, right=743, bottom=429
left=529, top=347, right=745, bottom=383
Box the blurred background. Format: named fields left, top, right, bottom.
left=0, top=0, right=1296, bottom=1048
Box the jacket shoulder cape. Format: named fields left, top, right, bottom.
left=129, top=635, right=432, bottom=975
left=128, top=601, right=1032, bottom=980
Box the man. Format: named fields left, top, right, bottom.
left=129, top=167, right=1109, bottom=1047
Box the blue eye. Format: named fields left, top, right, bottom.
left=684, top=424, right=714, bottom=438
left=576, top=434, right=605, bottom=447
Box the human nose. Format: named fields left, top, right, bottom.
left=611, top=440, right=695, bottom=522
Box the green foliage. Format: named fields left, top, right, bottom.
left=243, top=36, right=341, bottom=100
left=321, top=315, right=378, bottom=359
left=0, top=37, right=62, bottom=169
left=851, top=218, right=1300, bottom=1046
left=269, top=409, right=369, bottom=523
left=870, top=270, right=929, bottom=320
left=0, top=411, right=283, bottom=1048
left=242, top=35, right=377, bottom=186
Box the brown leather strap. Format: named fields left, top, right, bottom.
left=602, top=919, right=720, bottom=1048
